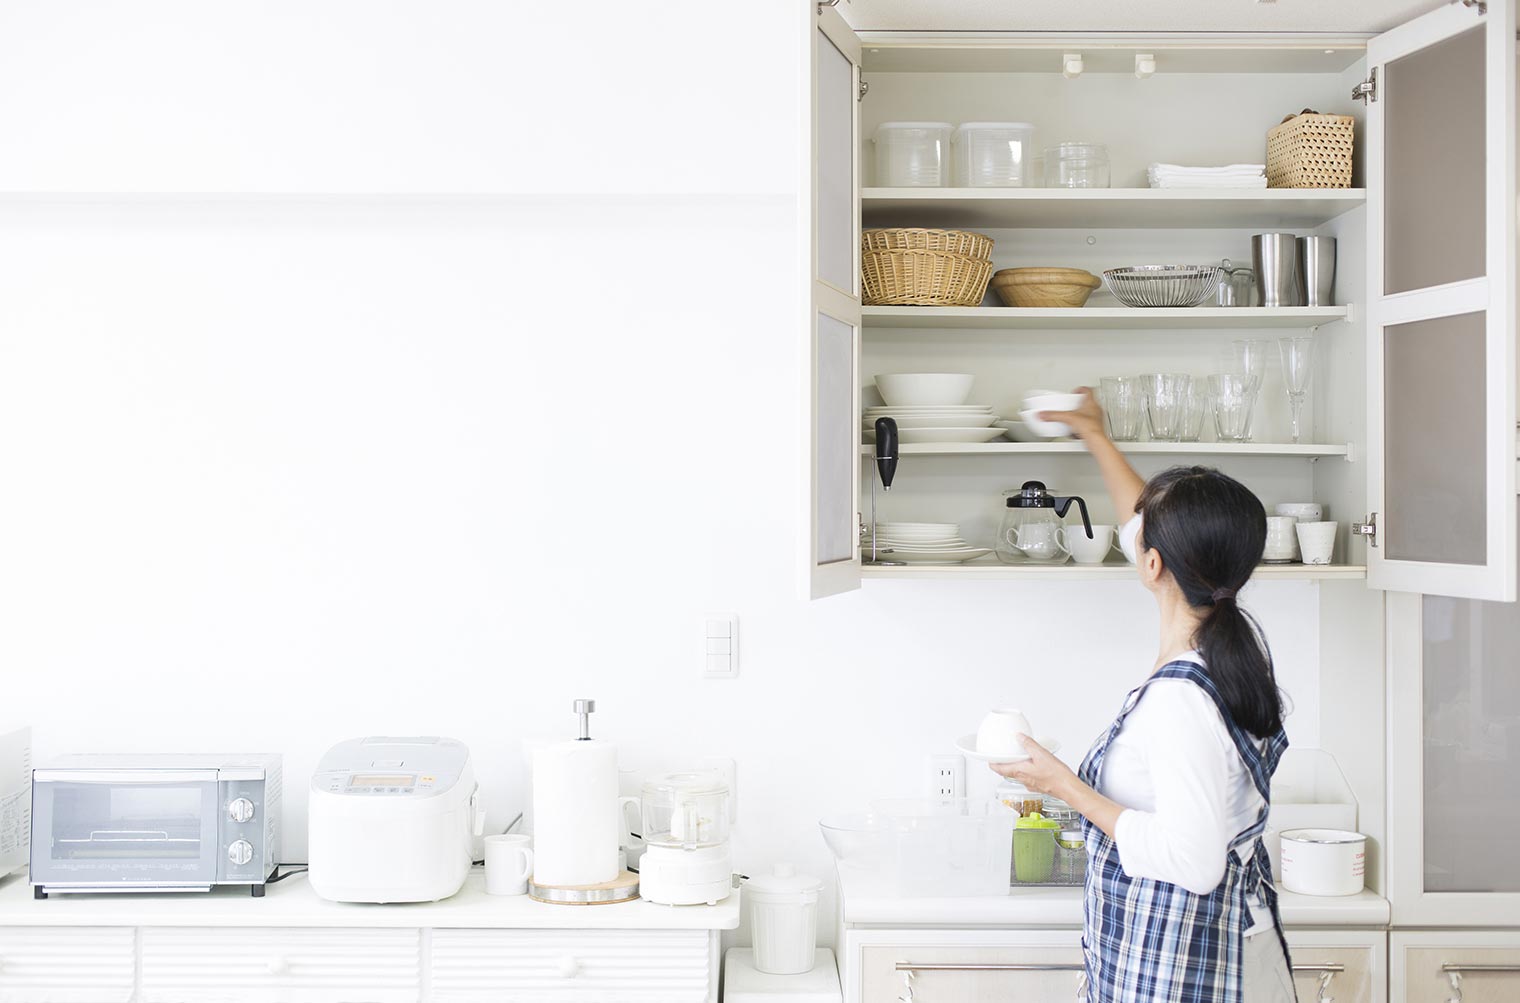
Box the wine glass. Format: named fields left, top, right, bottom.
left=1278, top=337, right=1315, bottom=444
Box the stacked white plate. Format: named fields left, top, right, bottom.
left=865, top=522, right=992, bottom=564
left=863, top=405, right=1004, bottom=444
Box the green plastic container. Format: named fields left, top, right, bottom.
left=1012, top=812, right=1062, bottom=883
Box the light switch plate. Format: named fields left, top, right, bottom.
left=703, top=613, right=739, bottom=678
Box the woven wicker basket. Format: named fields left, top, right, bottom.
left=862, top=227, right=994, bottom=261
left=862, top=248, right=993, bottom=307
left=1267, top=111, right=1355, bottom=189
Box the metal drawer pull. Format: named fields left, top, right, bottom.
left=895, top=963, right=1088, bottom=973
left=1292, top=964, right=1346, bottom=974
left=1442, top=964, right=1520, bottom=973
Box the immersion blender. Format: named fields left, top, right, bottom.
left=867, top=417, right=901, bottom=565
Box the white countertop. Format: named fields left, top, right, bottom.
left=838, top=873, right=1389, bottom=929
left=0, top=870, right=741, bottom=930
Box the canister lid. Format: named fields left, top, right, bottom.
left=746, top=862, right=823, bottom=896
left=1015, top=812, right=1062, bottom=830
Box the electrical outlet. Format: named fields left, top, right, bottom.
left=928, top=754, right=965, bottom=799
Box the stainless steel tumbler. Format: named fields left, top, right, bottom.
left=1252, top=233, right=1304, bottom=307
left=1298, top=236, right=1336, bottom=306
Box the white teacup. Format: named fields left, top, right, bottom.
left=1067, top=524, right=1120, bottom=565
left=1264, top=515, right=1300, bottom=562
left=977, top=709, right=1033, bottom=758
left=1006, top=523, right=1067, bottom=560
left=1295, top=521, right=1337, bottom=565
left=485, top=834, right=534, bottom=896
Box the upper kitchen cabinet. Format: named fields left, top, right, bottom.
left=807, top=5, right=864, bottom=599
left=1363, top=0, right=1518, bottom=602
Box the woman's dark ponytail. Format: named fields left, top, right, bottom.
left=1137, top=466, right=1284, bottom=738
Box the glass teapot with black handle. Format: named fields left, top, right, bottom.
left=995, top=480, right=1094, bottom=565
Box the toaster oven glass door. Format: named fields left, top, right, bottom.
left=31, top=770, right=220, bottom=886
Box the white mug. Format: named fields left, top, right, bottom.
left=976, top=708, right=1033, bottom=758
left=1006, top=523, right=1067, bottom=560
left=1067, top=524, right=1120, bottom=565
left=1275, top=502, right=1323, bottom=523
left=485, top=834, right=534, bottom=896
left=1264, top=515, right=1299, bottom=562
left=1295, top=521, right=1337, bottom=565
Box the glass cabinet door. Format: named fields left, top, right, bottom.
left=1365, top=0, right=1517, bottom=601
left=808, top=6, right=862, bottom=599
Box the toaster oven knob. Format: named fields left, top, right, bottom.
left=227, top=839, right=254, bottom=866
left=228, top=797, right=255, bottom=823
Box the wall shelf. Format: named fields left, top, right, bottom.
left=860, top=442, right=1352, bottom=458
left=862, top=188, right=1367, bottom=230
left=862, top=306, right=1351, bottom=330
left=862, top=563, right=1368, bottom=582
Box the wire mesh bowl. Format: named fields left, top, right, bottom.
left=1103, top=265, right=1223, bottom=308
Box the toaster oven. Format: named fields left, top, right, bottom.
left=30, top=754, right=281, bottom=898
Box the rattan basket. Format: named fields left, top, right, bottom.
left=862, top=227, right=994, bottom=261
left=862, top=249, right=994, bottom=307
left=1267, top=110, right=1355, bottom=189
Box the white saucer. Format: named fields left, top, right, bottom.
left=955, top=734, right=1062, bottom=765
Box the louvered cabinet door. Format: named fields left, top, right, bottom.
left=0, top=927, right=135, bottom=1003
left=429, top=928, right=716, bottom=1003
left=140, top=927, right=421, bottom=1003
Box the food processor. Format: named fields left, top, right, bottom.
left=635, top=770, right=734, bottom=906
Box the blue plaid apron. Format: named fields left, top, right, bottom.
left=1077, top=659, right=1293, bottom=1003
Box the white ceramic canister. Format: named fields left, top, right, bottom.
left=1279, top=828, right=1366, bottom=896
left=747, top=863, right=824, bottom=975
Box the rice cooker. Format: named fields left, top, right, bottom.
left=308, top=736, right=484, bottom=903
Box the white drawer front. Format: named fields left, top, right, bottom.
left=861, top=942, right=1087, bottom=1003
left=1286, top=943, right=1379, bottom=1003
left=430, top=928, right=713, bottom=1003
left=1400, top=945, right=1520, bottom=1003
left=0, top=927, right=135, bottom=1003
left=141, top=927, right=421, bottom=1003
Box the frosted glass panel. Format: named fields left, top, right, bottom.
left=815, top=30, right=855, bottom=294
left=1384, top=312, right=1487, bottom=564
left=815, top=312, right=854, bottom=565
left=1422, top=518, right=1520, bottom=893
left=1384, top=26, right=1486, bottom=294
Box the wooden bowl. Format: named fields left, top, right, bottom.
left=991, top=267, right=1102, bottom=308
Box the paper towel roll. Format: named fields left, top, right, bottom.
left=531, top=738, right=619, bottom=886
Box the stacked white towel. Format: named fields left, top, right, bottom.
left=1147, top=163, right=1267, bottom=189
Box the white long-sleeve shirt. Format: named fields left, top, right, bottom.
left=1098, top=652, right=1272, bottom=935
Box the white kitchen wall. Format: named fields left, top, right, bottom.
left=0, top=1, right=1365, bottom=940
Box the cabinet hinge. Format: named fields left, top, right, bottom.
left=1352, top=513, right=1378, bottom=548
left=817, top=0, right=841, bottom=14
left=1351, top=66, right=1377, bottom=104
left=1458, top=0, right=1487, bottom=15
left=859, top=79, right=870, bottom=102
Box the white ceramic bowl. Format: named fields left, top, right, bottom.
left=1022, top=390, right=1086, bottom=414
left=976, top=709, right=1033, bottom=758
left=875, top=373, right=975, bottom=407
left=1020, top=409, right=1072, bottom=438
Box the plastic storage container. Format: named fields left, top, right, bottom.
left=953, top=122, right=1035, bottom=187
left=873, top=122, right=953, bottom=187
left=746, top=864, right=824, bottom=975
left=1044, top=143, right=1111, bottom=188
left=819, top=798, right=1015, bottom=897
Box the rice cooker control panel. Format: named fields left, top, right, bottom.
left=310, top=737, right=468, bottom=798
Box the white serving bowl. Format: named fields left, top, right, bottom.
left=1022, top=390, right=1086, bottom=414
left=875, top=373, right=975, bottom=407
left=1020, top=409, right=1072, bottom=438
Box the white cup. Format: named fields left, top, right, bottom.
left=1295, top=521, right=1337, bottom=565
left=976, top=709, right=1033, bottom=758
left=1007, top=523, right=1067, bottom=560
left=485, top=834, right=534, bottom=896
left=1275, top=502, right=1324, bottom=523
left=1264, top=515, right=1300, bottom=562
left=1066, top=524, right=1119, bottom=565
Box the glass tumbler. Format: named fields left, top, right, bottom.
left=1100, top=376, right=1143, bottom=442
left=1178, top=378, right=1208, bottom=442
left=1209, top=374, right=1260, bottom=443
left=1140, top=373, right=1190, bottom=442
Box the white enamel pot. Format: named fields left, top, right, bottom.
left=1279, top=828, right=1366, bottom=896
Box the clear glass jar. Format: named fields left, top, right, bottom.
left=640, top=770, right=731, bottom=850
left=1057, top=829, right=1087, bottom=883
left=1044, top=143, right=1110, bottom=188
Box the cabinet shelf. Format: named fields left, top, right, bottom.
left=862, top=306, right=1351, bottom=330
left=862, top=563, right=1368, bottom=582
left=862, top=187, right=1366, bottom=230
left=860, top=442, right=1351, bottom=458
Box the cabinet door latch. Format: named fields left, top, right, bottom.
left=1459, top=0, right=1487, bottom=16
left=1352, top=66, right=1378, bottom=104
left=1352, top=513, right=1378, bottom=548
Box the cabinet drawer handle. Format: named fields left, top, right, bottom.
left=1442, top=964, right=1520, bottom=974
left=267, top=955, right=290, bottom=976
left=555, top=956, right=580, bottom=979
left=1292, top=964, right=1346, bottom=975
left=895, top=963, right=1087, bottom=973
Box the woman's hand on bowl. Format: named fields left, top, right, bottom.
left=991, top=734, right=1078, bottom=799
left=1037, top=387, right=1106, bottom=442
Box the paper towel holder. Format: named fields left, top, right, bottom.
left=573, top=698, right=596, bottom=741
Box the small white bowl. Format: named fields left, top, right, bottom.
left=976, top=709, right=1033, bottom=758
left=1022, top=390, right=1086, bottom=414
left=1020, top=409, right=1072, bottom=438
left=875, top=373, right=975, bottom=407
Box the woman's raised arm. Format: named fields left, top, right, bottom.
left=1039, top=387, right=1145, bottom=519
